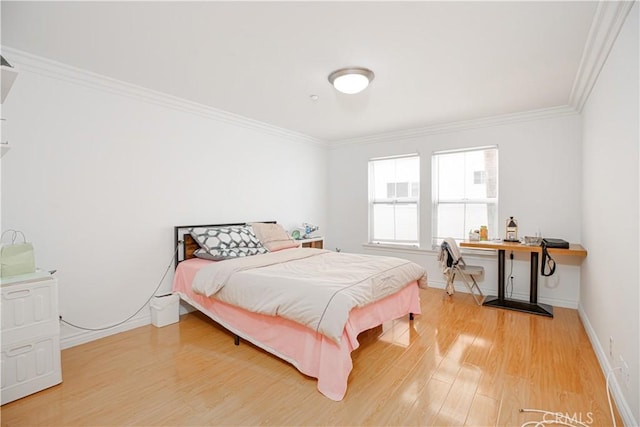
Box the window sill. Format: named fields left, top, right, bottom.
left=362, top=242, right=498, bottom=259
left=362, top=243, right=435, bottom=255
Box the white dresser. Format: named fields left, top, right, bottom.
left=1, top=271, right=62, bottom=405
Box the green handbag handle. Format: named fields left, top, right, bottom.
left=1, top=229, right=27, bottom=244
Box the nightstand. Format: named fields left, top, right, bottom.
left=298, top=237, right=323, bottom=249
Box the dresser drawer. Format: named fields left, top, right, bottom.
left=1, top=277, right=59, bottom=342
left=1, top=333, right=62, bottom=405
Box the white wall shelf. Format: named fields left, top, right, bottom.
left=298, top=236, right=324, bottom=249
left=1, top=143, right=11, bottom=158
left=1, top=65, right=18, bottom=104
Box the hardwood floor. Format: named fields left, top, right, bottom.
left=1, top=287, right=621, bottom=426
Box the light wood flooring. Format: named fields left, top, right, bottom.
left=1, top=287, right=621, bottom=426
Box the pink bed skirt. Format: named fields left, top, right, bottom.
left=172, top=258, right=421, bottom=401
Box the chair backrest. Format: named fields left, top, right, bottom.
left=441, top=241, right=454, bottom=268
left=440, top=240, right=457, bottom=267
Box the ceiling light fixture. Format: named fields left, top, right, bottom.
left=328, top=67, right=375, bottom=95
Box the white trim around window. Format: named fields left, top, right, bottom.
left=431, top=146, right=499, bottom=247
left=368, top=153, right=420, bottom=246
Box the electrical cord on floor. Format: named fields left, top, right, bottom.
left=519, top=367, right=622, bottom=427
left=59, top=243, right=180, bottom=331
left=519, top=408, right=589, bottom=427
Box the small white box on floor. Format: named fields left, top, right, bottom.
left=150, top=294, right=180, bottom=327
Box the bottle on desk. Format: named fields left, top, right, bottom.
left=480, top=226, right=488, bottom=241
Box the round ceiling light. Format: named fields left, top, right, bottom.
left=328, top=67, right=375, bottom=95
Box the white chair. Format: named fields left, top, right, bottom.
left=438, top=238, right=485, bottom=305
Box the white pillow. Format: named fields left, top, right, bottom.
left=250, top=223, right=299, bottom=252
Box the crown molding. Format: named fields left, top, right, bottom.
left=329, top=105, right=579, bottom=148
left=330, top=0, right=636, bottom=149
left=7, top=0, right=632, bottom=154
left=0, top=46, right=326, bottom=147
left=569, top=0, right=636, bottom=112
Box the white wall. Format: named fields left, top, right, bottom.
left=1, top=49, right=328, bottom=348
left=327, top=113, right=584, bottom=308
left=580, top=3, right=639, bottom=425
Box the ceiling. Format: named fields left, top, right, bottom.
left=1, top=1, right=598, bottom=142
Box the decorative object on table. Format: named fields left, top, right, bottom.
left=302, top=223, right=319, bottom=239
left=522, top=235, right=542, bottom=246
left=290, top=223, right=319, bottom=240
left=0, top=229, right=36, bottom=278
left=504, top=216, right=519, bottom=242
left=479, top=225, right=488, bottom=241
left=468, top=229, right=480, bottom=241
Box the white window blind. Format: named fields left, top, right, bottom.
left=432, top=146, right=498, bottom=245
left=368, top=154, right=420, bottom=245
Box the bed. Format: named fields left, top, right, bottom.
left=171, top=222, right=426, bottom=401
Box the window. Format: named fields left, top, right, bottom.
left=368, top=154, right=420, bottom=245
left=432, top=146, right=498, bottom=245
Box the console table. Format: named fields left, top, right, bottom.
left=460, top=241, right=587, bottom=317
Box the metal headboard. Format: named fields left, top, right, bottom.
left=174, top=221, right=276, bottom=268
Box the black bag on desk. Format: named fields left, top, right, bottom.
left=542, top=238, right=569, bottom=249
left=540, top=238, right=569, bottom=276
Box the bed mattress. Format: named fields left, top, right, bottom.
left=173, top=257, right=422, bottom=400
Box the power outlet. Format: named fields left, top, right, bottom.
left=619, top=355, right=630, bottom=387
left=609, top=336, right=614, bottom=358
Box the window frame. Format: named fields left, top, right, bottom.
left=368, top=153, right=420, bottom=246
left=431, top=146, right=499, bottom=247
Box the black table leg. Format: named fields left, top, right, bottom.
left=497, top=249, right=505, bottom=302
left=483, top=248, right=553, bottom=317
left=530, top=251, right=538, bottom=303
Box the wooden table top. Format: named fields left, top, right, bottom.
left=460, top=240, right=587, bottom=257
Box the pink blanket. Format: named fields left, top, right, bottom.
left=172, top=258, right=421, bottom=401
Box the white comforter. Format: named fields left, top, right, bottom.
left=191, top=248, right=427, bottom=343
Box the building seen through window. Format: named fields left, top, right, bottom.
left=368, top=155, right=420, bottom=245
left=432, top=146, right=498, bottom=246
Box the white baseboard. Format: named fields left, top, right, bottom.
left=578, top=305, right=637, bottom=427
left=60, top=302, right=195, bottom=350
left=428, top=280, right=577, bottom=309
